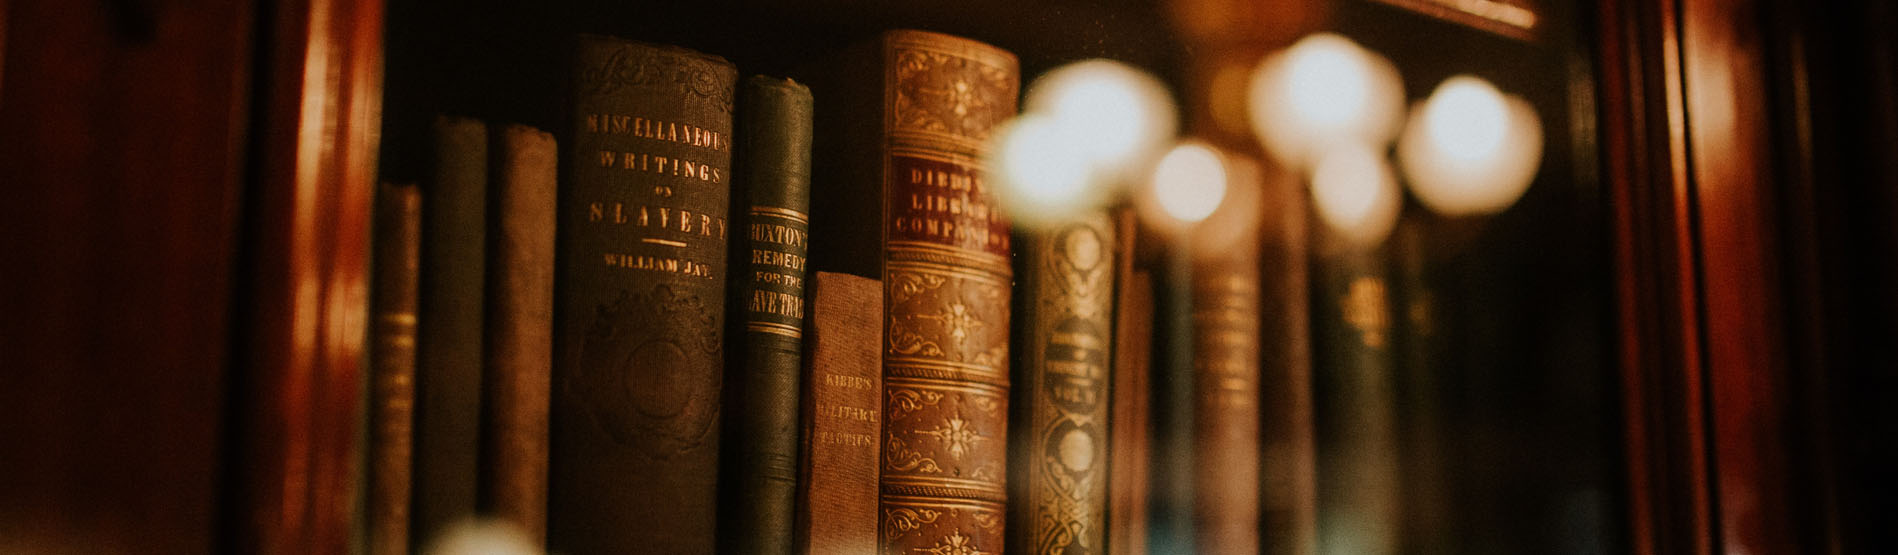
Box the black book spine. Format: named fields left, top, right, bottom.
left=723, top=76, right=814, bottom=555
left=551, top=36, right=736, bottom=555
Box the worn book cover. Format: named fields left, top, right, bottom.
left=723, top=75, right=814, bottom=555
left=480, top=124, right=556, bottom=544
left=804, top=29, right=1019, bottom=555
left=1010, top=213, right=1118, bottom=555
left=794, top=272, right=884, bottom=555
left=414, top=116, right=486, bottom=547
left=550, top=36, right=736, bottom=555
left=369, top=182, right=420, bottom=555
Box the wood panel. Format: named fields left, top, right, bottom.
left=0, top=1, right=254, bottom=552
left=1596, top=0, right=1714, bottom=552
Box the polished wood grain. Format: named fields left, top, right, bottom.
left=0, top=1, right=253, bottom=552
left=1596, top=0, right=1714, bottom=552
left=224, top=0, right=382, bottom=552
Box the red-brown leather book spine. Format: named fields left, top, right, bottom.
left=794, top=272, right=884, bottom=555
left=1009, top=213, right=1119, bottom=555
left=550, top=36, right=736, bottom=555
left=1191, top=158, right=1264, bottom=555
left=481, top=124, right=556, bottom=544
left=804, top=29, right=1018, bottom=555
left=1109, top=226, right=1154, bottom=555
left=369, top=182, right=421, bottom=555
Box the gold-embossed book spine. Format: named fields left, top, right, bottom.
left=1010, top=214, right=1118, bottom=555
left=1191, top=159, right=1263, bottom=555
left=550, top=36, right=735, bottom=555
left=867, top=30, right=1019, bottom=555
left=369, top=182, right=420, bottom=555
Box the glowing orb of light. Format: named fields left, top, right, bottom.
left=987, top=113, right=1103, bottom=227
left=1247, top=33, right=1406, bottom=170
left=1025, top=59, right=1179, bottom=183
left=1398, top=75, right=1545, bottom=216
left=1148, top=141, right=1228, bottom=224
left=1310, top=143, right=1403, bottom=246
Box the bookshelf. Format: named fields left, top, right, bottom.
left=5, top=0, right=1895, bottom=553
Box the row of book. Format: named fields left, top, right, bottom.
left=367, top=29, right=1298, bottom=555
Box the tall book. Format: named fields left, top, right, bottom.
left=795, top=272, right=884, bottom=555
left=1108, top=265, right=1154, bottom=555
left=1009, top=213, right=1118, bottom=555
left=805, top=29, right=1018, bottom=555
left=724, top=76, right=814, bottom=555
left=1258, top=169, right=1318, bottom=555
left=480, top=125, right=557, bottom=543
left=550, top=37, right=736, bottom=555
left=1310, top=222, right=1400, bottom=555
left=414, top=115, right=487, bottom=547
left=369, top=182, right=421, bottom=555
left=1191, top=159, right=1263, bottom=555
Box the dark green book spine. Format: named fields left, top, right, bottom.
left=413, top=115, right=486, bottom=548
left=1311, top=227, right=1400, bottom=555
left=723, top=76, right=813, bottom=555
left=551, top=36, right=736, bottom=555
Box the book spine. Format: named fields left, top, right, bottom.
left=1259, top=173, right=1317, bottom=555
left=726, top=76, right=814, bottom=555
left=1108, top=265, right=1154, bottom=555
left=369, top=182, right=421, bottom=555
left=795, top=272, right=884, bottom=555
left=1191, top=163, right=1263, bottom=555
left=1391, top=215, right=1450, bottom=554
left=871, top=30, right=1019, bottom=555
left=1311, top=229, right=1400, bottom=555
left=1010, top=213, right=1119, bottom=555
left=414, top=115, right=486, bottom=547
left=481, top=124, right=557, bottom=544
left=551, top=37, right=736, bottom=555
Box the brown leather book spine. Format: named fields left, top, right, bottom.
left=794, top=272, right=884, bottom=555
left=804, top=29, right=1018, bottom=555
left=415, top=115, right=487, bottom=547
left=1009, top=214, right=1118, bottom=555
left=481, top=124, right=556, bottom=544
left=1109, top=244, right=1154, bottom=555
left=871, top=31, right=1017, bottom=555
left=551, top=36, right=735, bottom=555
left=1258, top=171, right=1317, bottom=555
left=369, top=182, right=421, bottom=555
left=1191, top=160, right=1264, bottom=555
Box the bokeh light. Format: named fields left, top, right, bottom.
left=1148, top=141, right=1228, bottom=225
left=1310, top=143, right=1402, bottom=245
left=1024, top=59, right=1178, bottom=183
left=988, top=113, right=1103, bottom=227
left=1247, top=33, right=1406, bottom=170
left=1398, top=75, right=1544, bottom=216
